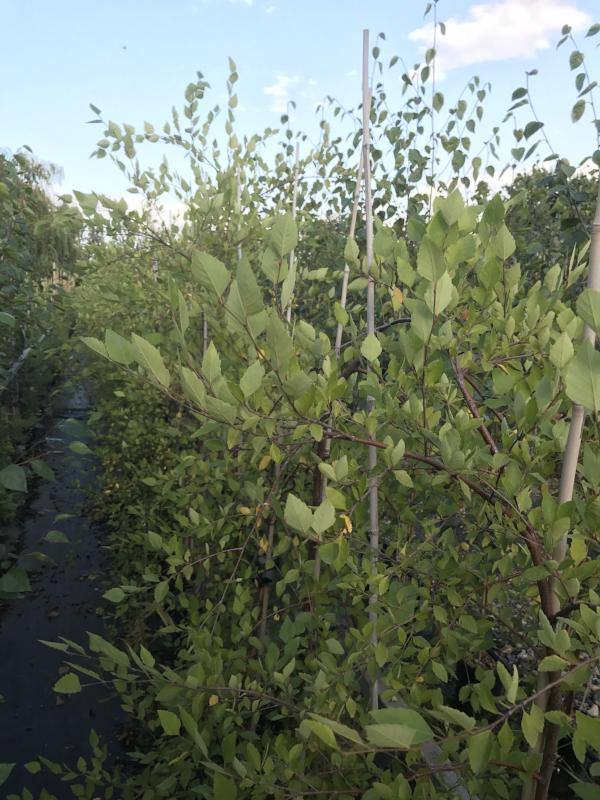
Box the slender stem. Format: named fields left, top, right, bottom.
left=285, top=143, right=300, bottom=324
left=363, top=28, right=379, bottom=711
left=528, top=178, right=600, bottom=800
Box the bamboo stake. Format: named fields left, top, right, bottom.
left=313, top=152, right=364, bottom=582
left=236, top=166, right=243, bottom=266
left=285, top=143, right=300, bottom=324
left=524, top=180, right=600, bottom=800
left=362, top=28, right=379, bottom=712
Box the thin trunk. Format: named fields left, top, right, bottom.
left=285, top=143, right=300, bottom=324
left=259, top=454, right=281, bottom=640
left=363, top=28, right=379, bottom=711
left=528, top=181, right=600, bottom=800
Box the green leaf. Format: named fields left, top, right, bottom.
left=158, top=709, right=181, bottom=736
left=0, top=764, right=15, bottom=787
left=570, top=50, right=584, bottom=70
left=0, top=464, right=27, bottom=492
left=523, top=121, right=544, bottom=139
left=105, top=329, right=135, bottom=365
left=361, top=333, right=382, bottom=362
left=178, top=705, right=209, bottom=757
left=265, top=311, right=293, bottom=372
left=192, top=251, right=230, bottom=298
left=344, top=237, right=359, bottom=266
left=44, top=530, right=69, bottom=544
left=424, top=271, right=453, bottom=315
left=539, top=655, right=569, bottom=671
left=240, top=360, right=264, bottom=398
left=369, top=708, right=433, bottom=744
left=308, top=713, right=365, bottom=745
left=30, top=460, right=55, bottom=481
left=237, top=257, right=264, bottom=316
left=299, top=719, right=338, bottom=749
left=0, top=312, right=16, bottom=326
left=432, top=91, right=444, bottom=112
left=364, top=723, right=416, bottom=749
left=434, top=705, right=475, bottom=731
left=573, top=711, right=600, bottom=762
left=69, top=441, right=92, bottom=455
left=180, top=367, right=206, bottom=407
left=550, top=332, right=574, bottom=369
left=491, top=224, right=516, bottom=260
left=88, top=633, right=130, bottom=667
left=468, top=730, right=493, bottom=774
left=312, top=499, right=335, bottom=535
left=572, top=99, right=586, bottom=122
left=132, top=334, right=170, bottom=387
left=577, top=289, right=600, bottom=334
left=103, top=587, right=126, bottom=603
left=269, top=212, right=298, bottom=257
left=53, top=672, right=82, bottom=694
left=565, top=340, right=600, bottom=412
left=214, top=773, right=237, bottom=800
left=521, top=704, right=544, bottom=748
left=0, top=567, right=30, bottom=594
left=482, top=194, right=505, bottom=225
left=438, top=189, right=463, bottom=225
left=202, top=341, right=221, bottom=384
left=571, top=783, right=600, bottom=800
left=284, top=494, right=313, bottom=533
left=417, top=238, right=446, bottom=280
left=81, top=336, right=108, bottom=358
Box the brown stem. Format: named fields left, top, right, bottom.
left=452, top=359, right=498, bottom=455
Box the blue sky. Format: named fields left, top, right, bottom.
left=1, top=0, right=599, bottom=197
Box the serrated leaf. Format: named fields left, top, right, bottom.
left=191, top=251, right=230, bottom=297
left=105, top=329, right=135, bottom=365
left=240, top=360, right=264, bottom=398
left=180, top=367, right=206, bottom=407
left=132, top=334, right=170, bottom=387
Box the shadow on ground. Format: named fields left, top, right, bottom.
left=0, top=385, right=124, bottom=798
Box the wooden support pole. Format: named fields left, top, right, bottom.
left=362, top=28, right=379, bottom=711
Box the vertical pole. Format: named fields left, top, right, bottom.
left=525, top=182, right=600, bottom=800
left=313, top=152, right=364, bottom=582
left=285, top=143, right=300, bottom=324
left=362, top=28, right=379, bottom=711
left=236, top=166, right=243, bottom=266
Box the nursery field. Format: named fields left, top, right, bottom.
left=1, top=16, right=600, bottom=800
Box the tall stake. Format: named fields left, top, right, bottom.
left=285, top=143, right=300, bottom=324
left=526, top=181, right=600, bottom=800
left=362, top=28, right=379, bottom=711
left=236, top=166, right=243, bottom=266
left=313, top=152, right=364, bottom=582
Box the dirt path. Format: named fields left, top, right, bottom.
left=0, top=385, right=123, bottom=798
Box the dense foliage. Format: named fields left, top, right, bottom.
left=0, top=153, right=80, bottom=595
left=4, top=13, right=600, bottom=800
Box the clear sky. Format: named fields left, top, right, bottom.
left=1, top=0, right=599, bottom=197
